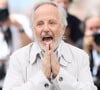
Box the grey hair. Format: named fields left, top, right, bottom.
left=31, top=0, right=68, bottom=28
left=50, top=0, right=73, bottom=3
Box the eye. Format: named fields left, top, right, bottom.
left=49, top=20, right=57, bottom=25
left=36, top=21, right=44, bottom=26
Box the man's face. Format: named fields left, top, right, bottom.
left=85, top=16, right=100, bottom=51
left=0, top=0, right=7, bottom=7
left=52, top=0, right=71, bottom=11
left=85, top=16, right=100, bottom=33
left=0, top=0, right=8, bottom=26
left=33, top=4, right=65, bottom=51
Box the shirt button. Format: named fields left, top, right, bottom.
left=44, top=83, right=49, bottom=88
left=59, top=76, right=63, bottom=81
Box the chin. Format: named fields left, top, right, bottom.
left=40, top=40, right=61, bottom=52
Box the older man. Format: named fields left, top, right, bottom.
left=81, top=10, right=100, bottom=90
left=3, top=0, right=97, bottom=90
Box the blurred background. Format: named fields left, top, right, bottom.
left=0, top=0, right=100, bottom=90
left=8, top=0, right=100, bottom=20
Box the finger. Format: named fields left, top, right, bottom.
left=43, top=44, right=51, bottom=63
left=49, top=43, right=53, bottom=50
left=44, top=44, right=52, bottom=57
left=42, top=47, right=51, bottom=79
left=46, top=44, right=49, bottom=51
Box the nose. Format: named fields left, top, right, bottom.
left=42, top=23, right=49, bottom=32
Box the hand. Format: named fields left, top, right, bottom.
left=50, top=48, right=60, bottom=78
left=42, top=44, right=51, bottom=80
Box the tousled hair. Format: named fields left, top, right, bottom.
left=30, top=0, right=68, bottom=28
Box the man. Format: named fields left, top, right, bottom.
left=82, top=11, right=100, bottom=90
left=51, top=0, right=83, bottom=45
left=3, top=0, right=97, bottom=90
left=0, top=0, right=32, bottom=90
left=0, top=0, right=32, bottom=51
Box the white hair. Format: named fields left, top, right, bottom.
left=31, top=0, right=68, bottom=28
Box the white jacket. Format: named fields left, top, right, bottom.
left=3, top=41, right=97, bottom=90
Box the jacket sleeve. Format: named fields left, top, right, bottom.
left=3, top=54, right=52, bottom=90
left=54, top=53, right=97, bottom=90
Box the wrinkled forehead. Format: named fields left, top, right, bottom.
left=33, top=3, right=61, bottom=21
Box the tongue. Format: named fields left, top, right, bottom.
left=43, top=38, right=53, bottom=45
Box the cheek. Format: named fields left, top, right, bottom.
left=55, top=26, right=64, bottom=35
left=54, top=30, right=64, bottom=38
left=34, top=28, right=41, bottom=37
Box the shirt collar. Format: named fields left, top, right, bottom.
left=57, top=40, right=72, bottom=66
left=30, top=42, right=42, bottom=65
left=30, top=40, right=73, bottom=66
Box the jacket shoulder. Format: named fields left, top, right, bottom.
left=12, top=43, right=33, bottom=57
left=10, top=43, right=34, bottom=66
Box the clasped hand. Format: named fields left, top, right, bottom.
left=42, top=44, right=60, bottom=80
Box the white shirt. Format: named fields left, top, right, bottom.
left=92, top=49, right=100, bottom=76
left=0, top=25, right=22, bottom=53
left=0, top=25, right=21, bottom=88
left=0, top=30, right=10, bottom=59
left=3, top=40, right=97, bottom=90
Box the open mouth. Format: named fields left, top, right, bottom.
left=42, top=36, right=53, bottom=45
